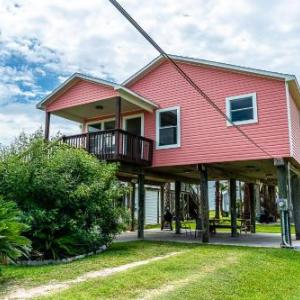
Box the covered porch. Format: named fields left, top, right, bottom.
left=39, top=73, right=158, bottom=166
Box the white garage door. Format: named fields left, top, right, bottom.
left=145, top=190, right=159, bottom=225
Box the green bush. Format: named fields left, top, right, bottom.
left=0, top=131, right=128, bottom=259
left=0, top=196, right=31, bottom=265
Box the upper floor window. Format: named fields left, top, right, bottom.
left=226, top=93, right=258, bottom=126
left=156, top=106, right=180, bottom=149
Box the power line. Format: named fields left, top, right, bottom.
left=109, top=0, right=273, bottom=158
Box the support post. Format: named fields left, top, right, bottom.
left=115, top=97, right=121, bottom=157
left=130, top=182, right=136, bottom=232
left=175, top=181, right=181, bottom=234
left=160, top=185, right=165, bottom=230
left=291, top=173, right=300, bottom=240
left=44, top=111, right=51, bottom=141
left=276, top=160, right=292, bottom=247
left=249, top=183, right=256, bottom=233
left=230, top=179, right=238, bottom=237
left=199, top=165, right=209, bottom=242
left=137, top=172, right=145, bottom=239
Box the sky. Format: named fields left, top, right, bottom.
left=0, top=0, right=300, bottom=145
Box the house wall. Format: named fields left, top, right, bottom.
left=46, top=80, right=118, bottom=112
left=289, top=90, right=300, bottom=164
left=128, top=61, right=290, bottom=167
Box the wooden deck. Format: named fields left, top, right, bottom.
left=62, top=129, right=153, bottom=166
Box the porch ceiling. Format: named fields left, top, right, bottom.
left=51, top=97, right=146, bottom=123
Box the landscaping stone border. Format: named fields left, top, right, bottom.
left=15, top=245, right=107, bottom=266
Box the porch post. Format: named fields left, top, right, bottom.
left=115, top=97, right=121, bottom=157
left=276, top=159, right=292, bottom=246
left=230, top=179, right=238, bottom=237
left=199, top=164, right=209, bottom=242
left=130, top=181, right=136, bottom=232
left=160, top=185, right=165, bottom=230
left=44, top=111, right=51, bottom=141
left=137, top=172, right=145, bottom=239
left=175, top=181, right=181, bottom=234
left=291, top=173, right=300, bottom=240
left=249, top=183, right=256, bottom=233
left=115, top=97, right=121, bottom=129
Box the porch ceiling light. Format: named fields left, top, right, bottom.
left=95, top=105, right=104, bottom=110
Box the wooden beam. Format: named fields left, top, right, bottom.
left=137, top=172, right=145, bottom=239
left=249, top=183, right=256, bottom=233
left=44, top=111, right=51, bottom=141
left=230, top=179, right=238, bottom=237
left=199, top=165, right=209, bottom=242
left=160, top=185, right=165, bottom=229
left=175, top=181, right=181, bottom=234
left=291, top=173, right=300, bottom=240
left=276, top=162, right=292, bottom=245
left=130, top=182, right=136, bottom=232
left=115, top=96, right=122, bottom=129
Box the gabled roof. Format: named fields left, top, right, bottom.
left=37, top=73, right=158, bottom=112
left=123, top=54, right=298, bottom=86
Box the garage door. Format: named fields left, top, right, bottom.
left=145, top=190, right=159, bottom=225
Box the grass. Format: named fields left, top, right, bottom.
left=2, top=241, right=300, bottom=299
left=146, top=221, right=296, bottom=234
left=0, top=241, right=195, bottom=296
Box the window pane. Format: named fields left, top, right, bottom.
left=160, top=110, right=177, bottom=127
left=88, top=123, right=101, bottom=132
left=230, top=97, right=253, bottom=110
left=104, top=120, right=115, bottom=130
left=159, top=127, right=177, bottom=146
left=231, top=108, right=253, bottom=122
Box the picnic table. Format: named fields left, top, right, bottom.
left=209, top=218, right=252, bottom=234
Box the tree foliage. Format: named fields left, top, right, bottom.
left=0, top=131, right=128, bottom=259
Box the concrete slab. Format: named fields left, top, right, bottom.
left=116, top=229, right=300, bottom=249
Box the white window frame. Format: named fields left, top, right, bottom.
left=156, top=106, right=181, bottom=149
left=85, top=117, right=116, bottom=132
left=226, top=92, right=258, bottom=126
left=122, top=113, right=145, bottom=136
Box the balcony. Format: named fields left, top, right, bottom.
left=62, top=129, right=153, bottom=166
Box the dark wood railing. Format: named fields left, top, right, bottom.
left=62, top=129, right=153, bottom=166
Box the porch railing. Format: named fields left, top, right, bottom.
left=62, top=129, right=153, bottom=166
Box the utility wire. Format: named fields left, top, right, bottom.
left=109, top=0, right=273, bottom=158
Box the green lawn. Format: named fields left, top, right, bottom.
left=146, top=222, right=295, bottom=234
left=2, top=241, right=300, bottom=299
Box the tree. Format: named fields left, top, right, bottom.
left=0, top=131, right=128, bottom=259
left=0, top=196, right=31, bottom=265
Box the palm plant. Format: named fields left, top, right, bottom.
left=0, top=196, right=31, bottom=265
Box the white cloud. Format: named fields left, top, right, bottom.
left=0, top=0, right=300, bottom=144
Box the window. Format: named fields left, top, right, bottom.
left=156, top=107, right=180, bottom=149
left=226, top=93, right=258, bottom=126
left=88, top=122, right=102, bottom=132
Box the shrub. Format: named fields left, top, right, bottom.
left=0, top=196, right=31, bottom=265
left=0, top=131, right=127, bottom=259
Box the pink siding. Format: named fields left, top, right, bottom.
left=46, top=80, right=118, bottom=112
left=128, top=61, right=290, bottom=167
left=289, top=91, right=300, bottom=163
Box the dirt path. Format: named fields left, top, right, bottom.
left=139, top=254, right=241, bottom=300
left=4, top=252, right=182, bottom=300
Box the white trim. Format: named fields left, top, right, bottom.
left=122, top=113, right=145, bottom=136
left=85, top=117, right=116, bottom=133
left=285, top=81, right=293, bottom=156
left=156, top=106, right=181, bottom=149
left=226, top=93, right=258, bottom=126
left=122, top=54, right=296, bottom=87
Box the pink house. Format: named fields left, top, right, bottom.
left=37, top=54, right=300, bottom=244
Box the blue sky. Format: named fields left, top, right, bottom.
left=0, top=0, right=300, bottom=145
